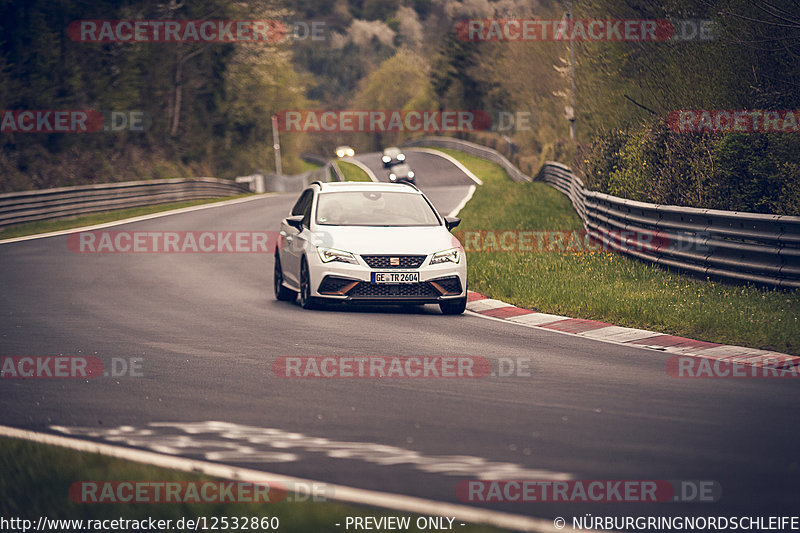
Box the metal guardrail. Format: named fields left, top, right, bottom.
left=536, top=162, right=800, bottom=289
left=401, top=137, right=530, bottom=182
left=402, top=135, right=799, bottom=288
left=301, top=153, right=343, bottom=182
left=0, top=178, right=250, bottom=228
left=328, top=161, right=344, bottom=182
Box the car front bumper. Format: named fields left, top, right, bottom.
left=307, top=253, right=466, bottom=304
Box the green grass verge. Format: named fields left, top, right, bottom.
left=432, top=147, right=800, bottom=355
left=336, top=161, right=372, bottom=182
left=0, top=195, right=252, bottom=241
left=0, top=437, right=506, bottom=532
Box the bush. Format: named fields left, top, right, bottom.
left=575, top=121, right=800, bottom=215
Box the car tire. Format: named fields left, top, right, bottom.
left=439, top=296, right=467, bottom=315
left=274, top=254, right=297, bottom=301
left=298, top=258, right=318, bottom=310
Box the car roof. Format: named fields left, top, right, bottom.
left=390, top=163, right=411, bottom=173
left=314, top=181, right=420, bottom=193
left=383, top=146, right=401, bottom=153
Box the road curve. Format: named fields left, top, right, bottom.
left=1, top=153, right=798, bottom=524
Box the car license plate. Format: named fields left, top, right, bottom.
left=371, top=271, right=420, bottom=284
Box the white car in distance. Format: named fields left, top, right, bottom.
left=335, top=145, right=355, bottom=158
left=381, top=146, right=405, bottom=167
left=274, top=181, right=467, bottom=314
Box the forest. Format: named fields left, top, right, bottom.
left=1, top=0, right=798, bottom=213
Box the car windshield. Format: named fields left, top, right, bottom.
left=390, top=164, right=411, bottom=175
left=315, top=191, right=439, bottom=227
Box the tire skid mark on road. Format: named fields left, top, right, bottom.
left=0, top=424, right=561, bottom=533
left=51, top=420, right=573, bottom=481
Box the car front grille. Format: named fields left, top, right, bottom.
left=348, top=282, right=439, bottom=298
left=361, top=255, right=426, bottom=269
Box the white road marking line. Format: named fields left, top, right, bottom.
left=580, top=326, right=663, bottom=343
left=448, top=185, right=476, bottom=218
left=467, top=299, right=513, bottom=313
left=0, top=424, right=563, bottom=533
left=505, top=313, right=570, bottom=326
left=465, top=309, right=678, bottom=354
left=0, top=194, right=274, bottom=245
left=687, top=345, right=766, bottom=359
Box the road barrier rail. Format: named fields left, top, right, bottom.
left=405, top=135, right=800, bottom=288
left=538, top=162, right=800, bottom=288
left=0, top=178, right=249, bottom=227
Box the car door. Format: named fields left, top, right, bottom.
left=280, top=188, right=313, bottom=286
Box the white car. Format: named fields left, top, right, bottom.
left=335, top=145, right=355, bottom=158
left=388, top=163, right=415, bottom=184
left=381, top=146, right=405, bottom=167
left=273, top=181, right=467, bottom=314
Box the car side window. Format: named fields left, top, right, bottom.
left=291, top=190, right=312, bottom=216
left=301, top=191, right=315, bottom=228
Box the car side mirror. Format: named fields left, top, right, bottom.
left=284, top=215, right=304, bottom=231
left=444, top=216, right=461, bottom=231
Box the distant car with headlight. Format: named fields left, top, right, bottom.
left=381, top=146, right=405, bottom=167
left=335, top=145, right=355, bottom=158
left=388, top=163, right=415, bottom=184
left=274, top=181, right=466, bottom=314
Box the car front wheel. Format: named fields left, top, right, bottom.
left=298, top=258, right=318, bottom=309
left=274, top=254, right=297, bottom=301
left=439, top=297, right=467, bottom=315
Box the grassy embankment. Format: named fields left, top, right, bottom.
left=0, top=437, right=506, bottom=533
left=436, top=147, right=800, bottom=355
left=336, top=161, right=372, bottom=182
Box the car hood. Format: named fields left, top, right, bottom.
left=313, top=225, right=461, bottom=255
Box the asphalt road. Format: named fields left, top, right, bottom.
left=1, top=151, right=798, bottom=525
left=348, top=149, right=475, bottom=217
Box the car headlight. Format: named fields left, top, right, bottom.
left=317, top=247, right=358, bottom=264
left=407, top=171, right=415, bottom=178
left=382, top=155, right=391, bottom=163
left=389, top=173, right=396, bottom=181
left=347, top=149, right=354, bottom=157
left=397, top=153, right=405, bottom=161
left=430, top=248, right=461, bottom=265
